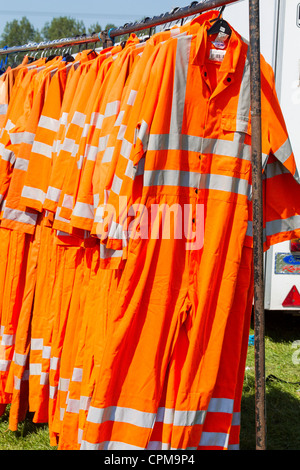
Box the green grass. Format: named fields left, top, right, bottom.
left=0, top=310, right=299, bottom=450
left=240, top=311, right=300, bottom=450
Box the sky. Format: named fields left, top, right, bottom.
left=0, top=0, right=202, bottom=40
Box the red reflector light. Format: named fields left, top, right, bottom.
left=290, top=239, right=300, bottom=252
left=282, top=285, right=300, bottom=307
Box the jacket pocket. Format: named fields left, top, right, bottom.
left=214, top=112, right=251, bottom=175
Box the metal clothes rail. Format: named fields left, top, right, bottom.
left=0, top=0, right=266, bottom=450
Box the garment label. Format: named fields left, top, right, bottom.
left=209, top=49, right=226, bottom=62
left=212, top=31, right=229, bottom=49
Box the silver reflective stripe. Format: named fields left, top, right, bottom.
left=1, top=333, right=14, bottom=346
left=81, top=441, right=144, bottom=450
left=85, top=144, right=98, bottom=161
left=199, top=431, right=229, bottom=448
left=98, top=135, right=109, bottom=152
left=73, top=201, right=94, bottom=219
left=136, top=120, right=148, bottom=151
left=31, top=338, right=43, bottom=350
left=86, top=405, right=156, bottom=428
left=173, top=409, right=206, bottom=427
left=42, top=345, right=51, bottom=359
left=46, top=186, right=61, bottom=202
left=58, top=377, right=70, bottom=392
left=102, top=146, right=114, bottom=163
left=169, top=35, right=192, bottom=135
left=143, top=169, right=250, bottom=198
left=0, top=359, right=11, bottom=371
left=0, top=104, right=8, bottom=115
left=0, top=144, right=16, bottom=163
left=62, top=137, right=78, bottom=154
left=60, top=112, right=68, bottom=126
left=100, top=245, right=123, bottom=260
left=72, top=111, right=86, bottom=127
left=117, top=124, right=127, bottom=141
left=111, top=174, right=123, bottom=195
left=236, top=47, right=251, bottom=123
left=228, top=443, right=240, bottom=450
left=49, top=385, right=57, bottom=399
left=115, top=110, right=125, bottom=127
left=3, top=207, right=37, bottom=225
left=62, top=194, right=73, bottom=210
left=40, top=372, right=49, bottom=385
left=264, top=160, right=290, bottom=179
left=22, top=186, right=46, bottom=204
left=125, top=159, right=134, bottom=179
left=107, top=221, right=124, bottom=241
left=77, top=154, right=84, bottom=170
left=55, top=207, right=70, bottom=223
left=274, top=138, right=293, bottom=165
left=71, top=367, right=83, bottom=382
left=50, top=356, right=59, bottom=370
left=265, top=214, right=300, bottom=237
left=200, top=173, right=251, bottom=198
left=120, top=138, right=132, bottom=160
left=15, top=157, right=29, bottom=171
left=231, top=411, right=241, bottom=426
left=14, top=376, right=21, bottom=390
left=30, top=363, right=42, bottom=375
left=105, top=100, right=120, bottom=118
left=32, top=140, right=53, bottom=158
left=147, top=442, right=171, bottom=450
left=155, top=407, right=174, bottom=425
left=82, top=123, right=90, bottom=138
left=144, top=169, right=200, bottom=189
left=66, top=398, right=80, bottom=413
left=207, top=397, right=234, bottom=414
left=94, top=204, right=104, bottom=223
left=80, top=395, right=91, bottom=411
left=38, top=115, right=60, bottom=132
left=127, top=90, right=137, bottom=107
left=5, top=119, right=15, bottom=132
left=14, top=352, right=27, bottom=367
left=10, top=131, right=35, bottom=145
left=246, top=220, right=253, bottom=237
left=90, top=112, right=104, bottom=129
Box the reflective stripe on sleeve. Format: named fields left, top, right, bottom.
left=199, top=431, right=230, bottom=448
left=21, top=186, right=46, bottom=204
left=86, top=405, right=156, bottom=428
left=31, top=140, right=53, bottom=159
left=265, top=214, right=300, bottom=238
left=3, top=207, right=38, bottom=225
left=10, top=131, right=35, bottom=145
left=38, top=115, right=60, bottom=132
left=274, top=138, right=293, bottom=165
left=15, top=157, right=29, bottom=171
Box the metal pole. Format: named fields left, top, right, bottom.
left=248, top=0, right=267, bottom=450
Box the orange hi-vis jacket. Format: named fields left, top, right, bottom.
left=80, top=17, right=300, bottom=450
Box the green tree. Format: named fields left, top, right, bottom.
left=87, top=22, right=102, bottom=35
left=41, top=16, right=86, bottom=41
left=0, top=17, right=42, bottom=48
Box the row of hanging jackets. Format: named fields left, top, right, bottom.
left=0, top=9, right=300, bottom=450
